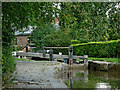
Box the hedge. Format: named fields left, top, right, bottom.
left=71, top=39, right=120, bottom=58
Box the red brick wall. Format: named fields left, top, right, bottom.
left=16, top=35, right=29, bottom=47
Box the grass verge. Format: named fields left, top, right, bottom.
left=88, top=57, right=120, bottom=63
left=15, top=58, right=32, bottom=61
left=77, top=57, right=120, bottom=63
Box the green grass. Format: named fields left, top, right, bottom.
left=76, top=57, right=120, bottom=63
left=88, top=57, right=120, bottom=63
left=15, top=58, right=32, bottom=61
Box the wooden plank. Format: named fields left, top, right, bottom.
left=73, top=56, right=86, bottom=59
left=17, top=52, right=87, bottom=59
left=53, top=54, right=68, bottom=59
left=17, top=52, right=44, bottom=58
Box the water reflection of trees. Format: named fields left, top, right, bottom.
left=57, top=69, right=120, bottom=89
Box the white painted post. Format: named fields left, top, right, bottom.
left=84, top=55, right=88, bottom=65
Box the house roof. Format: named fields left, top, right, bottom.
left=15, top=25, right=36, bottom=36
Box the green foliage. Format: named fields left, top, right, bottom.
left=2, top=47, right=16, bottom=87
left=44, top=30, right=71, bottom=47
left=71, top=39, right=89, bottom=44
left=59, top=2, right=119, bottom=41
left=72, top=39, right=120, bottom=58
left=43, top=30, right=71, bottom=54
left=2, top=2, right=54, bottom=87
left=2, top=2, right=54, bottom=28
left=29, top=23, right=56, bottom=50
left=13, top=46, right=23, bottom=51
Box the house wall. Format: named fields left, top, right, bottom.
left=22, top=45, right=31, bottom=52
left=16, top=35, right=29, bottom=47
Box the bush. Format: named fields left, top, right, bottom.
left=71, top=39, right=120, bottom=58
left=71, top=39, right=89, bottom=44
left=71, top=40, right=80, bottom=44
left=29, top=23, right=55, bottom=50
left=2, top=47, right=16, bottom=87
left=43, top=30, right=71, bottom=55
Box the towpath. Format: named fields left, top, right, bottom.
left=12, top=61, right=68, bottom=88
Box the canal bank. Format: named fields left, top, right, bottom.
left=56, top=63, right=120, bottom=89
left=64, top=59, right=120, bottom=71
left=54, top=59, right=120, bottom=89
left=88, top=60, right=120, bottom=71
left=9, top=58, right=120, bottom=89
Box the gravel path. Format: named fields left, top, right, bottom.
left=12, top=60, right=68, bottom=88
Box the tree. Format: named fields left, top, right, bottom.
left=2, top=2, right=54, bottom=87
left=58, top=2, right=119, bottom=42
left=29, top=23, right=56, bottom=50
left=44, top=30, right=71, bottom=47
left=106, top=3, right=120, bottom=40
left=43, top=30, right=71, bottom=55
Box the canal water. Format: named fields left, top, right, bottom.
left=56, top=70, right=120, bottom=89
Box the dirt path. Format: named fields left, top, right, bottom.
left=12, top=61, right=68, bottom=88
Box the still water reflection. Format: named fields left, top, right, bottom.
left=57, top=70, right=120, bottom=89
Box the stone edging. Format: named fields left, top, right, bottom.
left=88, top=60, right=120, bottom=71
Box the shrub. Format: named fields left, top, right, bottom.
left=43, top=30, right=71, bottom=55
left=2, top=47, right=16, bottom=87
left=71, top=39, right=120, bottom=58
left=71, top=40, right=80, bottom=44
left=71, top=39, right=89, bottom=44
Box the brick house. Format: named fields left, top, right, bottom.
left=14, top=18, right=59, bottom=52
left=14, top=26, right=35, bottom=52
left=15, top=34, right=32, bottom=52
left=15, top=35, right=30, bottom=48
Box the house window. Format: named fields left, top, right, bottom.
left=20, top=38, right=22, bottom=46
left=27, top=38, right=30, bottom=43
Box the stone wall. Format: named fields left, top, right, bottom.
left=89, top=60, right=120, bottom=71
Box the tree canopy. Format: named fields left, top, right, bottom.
left=2, top=2, right=119, bottom=87
left=2, top=2, right=54, bottom=87
left=58, top=2, right=119, bottom=41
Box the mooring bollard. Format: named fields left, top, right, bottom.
left=69, top=46, right=73, bottom=65
left=43, top=47, right=46, bottom=57
left=69, top=59, right=73, bottom=65
left=49, top=49, right=53, bottom=61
